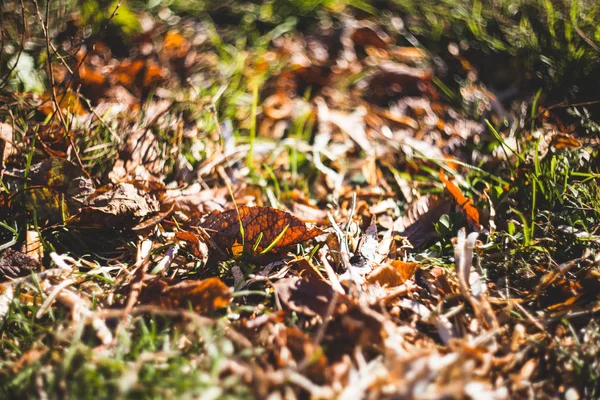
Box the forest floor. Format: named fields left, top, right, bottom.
left=1, top=1, right=599, bottom=398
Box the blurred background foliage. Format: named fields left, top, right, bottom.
left=1, top=0, right=599, bottom=100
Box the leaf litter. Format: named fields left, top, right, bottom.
left=1, top=2, right=599, bottom=399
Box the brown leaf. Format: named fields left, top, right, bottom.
left=0, top=248, right=40, bottom=280
left=24, top=230, right=43, bottom=263
left=401, top=195, right=452, bottom=249
left=439, top=170, right=480, bottom=228
left=69, top=182, right=159, bottom=228
left=367, top=260, right=419, bottom=287
left=175, top=230, right=209, bottom=262
left=351, top=24, right=390, bottom=49
left=11, top=346, right=47, bottom=373
left=391, top=47, right=429, bottom=65
left=550, top=134, right=581, bottom=149
left=274, top=276, right=348, bottom=317
left=201, top=206, right=323, bottom=258
left=163, top=30, right=190, bottom=60
left=162, top=185, right=230, bottom=218
left=273, top=327, right=329, bottom=383
left=144, top=277, right=231, bottom=314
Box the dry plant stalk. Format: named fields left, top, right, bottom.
left=453, top=228, right=499, bottom=330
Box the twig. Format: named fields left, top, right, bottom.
left=121, top=239, right=153, bottom=322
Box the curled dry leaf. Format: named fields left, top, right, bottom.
left=201, top=206, right=323, bottom=258
left=144, top=277, right=231, bottom=314
left=69, top=182, right=159, bottom=228
left=400, top=195, right=452, bottom=249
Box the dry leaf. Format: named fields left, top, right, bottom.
left=351, top=24, right=390, bottom=49
left=550, top=134, right=581, bottom=149
left=274, top=275, right=347, bottom=317
left=144, top=277, right=231, bottom=314
left=439, top=170, right=481, bottom=228
left=0, top=248, right=40, bottom=280
left=175, top=230, right=209, bottom=262
left=0, top=123, right=15, bottom=180
left=401, top=195, right=452, bottom=249
left=263, top=92, right=294, bottom=120
left=70, top=182, right=159, bottom=228
left=19, top=158, right=95, bottom=223
left=367, top=260, right=418, bottom=287
left=201, top=206, right=323, bottom=258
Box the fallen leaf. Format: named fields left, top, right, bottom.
left=351, top=24, right=390, bottom=49
left=274, top=275, right=348, bottom=317
left=22, top=158, right=95, bottom=222
left=550, top=134, right=581, bottom=149
left=24, top=230, right=43, bottom=263
left=144, top=277, right=231, bottom=314
left=175, top=230, right=209, bottom=262
left=163, top=30, right=190, bottom=60
left=391, top=47, right=429, bottom=65
left=263, top=92, right=294, bottom=120
left=367, top=260, right=419, bottom=287
left=11, top=346, right=47, bottom=373
left=400, top=195, right=452, bottom=249
left=69, top=182, right=159, bottom=228
left=201, top=206, right=323, bottom=258
left=439, top=170, right=480, bottom=228
left=0, top=123, right=16, bottom=180
left=0, top=248, right=40, bottom=280
left=273, top=326, right=329, bottom=383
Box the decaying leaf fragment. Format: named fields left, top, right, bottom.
left=0, top=248, right=40, bottom=279
left=0, top=123, right=16, bottom=181
left=143, top=277, right=231, bottom=314
left=201, top=206, right=323, bottom=258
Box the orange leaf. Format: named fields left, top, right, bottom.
left=175, top=230, right=208, bottom=260
left=367, top=260, right=418, bottom=287
left=201, top=206, right=323, bottom=258
left=550, top=134, right=581, bottom=149
left=439, top=170, right=480, bottom=228
left=146, top=277, right=231, bottom=314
